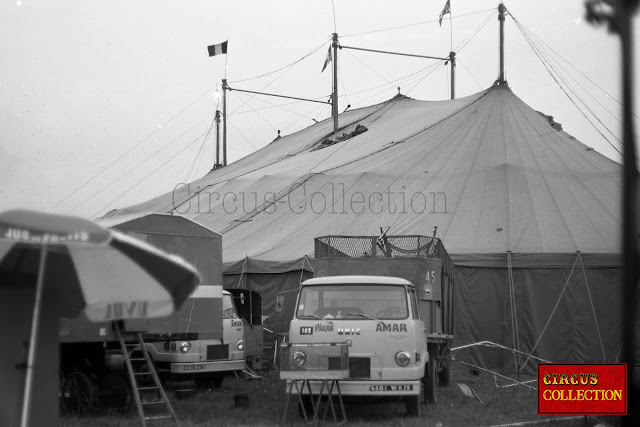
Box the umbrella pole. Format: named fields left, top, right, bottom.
left=20, top=245, right=48, bottom=427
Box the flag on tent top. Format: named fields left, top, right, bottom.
left=439, top=0, right=451, bottom=26
left=321, top=45, right=332, bottom=73
left=207, top=40, right=228, bottom=57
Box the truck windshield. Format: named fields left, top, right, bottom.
left=296, top=285, right=408, bottom=320
left=222, top=295, right=239, bottom=319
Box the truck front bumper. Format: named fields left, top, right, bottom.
left=286, top=379, right=421, bottom=396
left=171, top=359, right=244, bottom=374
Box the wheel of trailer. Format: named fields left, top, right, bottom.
left=194, top=373, right=224, bottom=389
left=424, top=358, right=437, bottom=404
left=61, top=371, right=95, bottom=415
left=438, top=360, right=451, bottom=387
left=96, top=372, right=132, bottom=413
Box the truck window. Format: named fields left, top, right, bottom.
left=222, top=295, right=239, bottom=319
left=296, top=285, right=408, bottom=320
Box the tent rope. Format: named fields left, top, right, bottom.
left=578, top=253, right=607, bottom=362
left=507, top=252, right=520, bottom=372
left=520, top=253, right=580, bottom=370
left=236, top=256, right=249, bottom=289
left=298, top=255, right=312, bottom=286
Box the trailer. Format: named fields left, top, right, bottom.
left=58, top=214, right=243, bottom=413
left=302, top=234, right=455, bottom=404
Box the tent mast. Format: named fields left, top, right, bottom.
left=332, top=32, right=339, bottom=133
left=222, top=78, right=228, bottom=166
left=497, top=2, right=507, bottom=84
left=449, top=51, right=456, bottom=99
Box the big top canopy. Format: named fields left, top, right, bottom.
left=104, top=83, right=624, bottom=370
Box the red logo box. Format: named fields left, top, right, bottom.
left=537, top=363, right=627, bottom=415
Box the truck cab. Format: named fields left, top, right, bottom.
left=141, top=287, right=245, bottom=388
left=288, top=275, right=427, bottom=415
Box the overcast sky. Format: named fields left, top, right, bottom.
left=1, top=0, right=638, bottom=219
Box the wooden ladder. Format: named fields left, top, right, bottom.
left=116, top=324, right=179, bottom=426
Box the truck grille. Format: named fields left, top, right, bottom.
left=206, top=344, right=229, bottom=360
left=328, top=357, right=370, bottom=378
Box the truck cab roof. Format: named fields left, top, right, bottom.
left=302, top=275, right=414, bottom=287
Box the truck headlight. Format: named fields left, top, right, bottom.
left=292, top=351, right=307, bottom=367
left=180, top=341, right=191, bottom=353
left=237, top=340, right=244, bottom=351
left=395, top=351, right=411, bottom=367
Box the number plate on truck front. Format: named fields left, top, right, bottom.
left=369, top=384, right=414, bottom=392
left=183, top=364, right=207, bottom=371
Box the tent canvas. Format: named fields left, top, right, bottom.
left=105, top=84, right=625, bottom=370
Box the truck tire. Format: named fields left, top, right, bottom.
left=97, top=372, right=132, bottom=412
left=438, top=361, right=451, bottom=387
left=424, top=359, right=437, bottom=404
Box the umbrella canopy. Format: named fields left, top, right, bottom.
left=0, top=209, right=201, bottom=427
left=0, top=209, right=200, bottom=321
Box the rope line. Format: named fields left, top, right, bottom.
left=65, top=116, right=212, bottom=214
left=91, top=130, right=209, bottom=219
left=520, top=254, right=580, bottom=369
left=229, top=37, right=331, bottom=84
left=52, top=89, right=212, bottom=210
left=340, top=8, right=496, bottom=38
left=454, top=9, right=497, bottom=54
left=511, top=15, right=622, bottom=156
left=184, top=115, right=217, bottom=183
left=578, top=253, right=607, bottom=362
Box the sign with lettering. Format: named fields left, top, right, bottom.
left=537, top=363, right=626, bottom=415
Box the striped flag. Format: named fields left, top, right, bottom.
left=321, top=46, right=332, bottom=73
left=207, top=40, right=228, bottom=57
left=439, top=0, right=451, bottom=26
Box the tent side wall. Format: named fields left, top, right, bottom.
left=453, top=253, right=623, bottom=373
left=223, top=252, right=623, bottom=373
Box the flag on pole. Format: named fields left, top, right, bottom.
left=321, top=45, right=332, bottom=73
left=439, top=0, right=451, bottom=26
left=207, top=40, right=228, bottom=57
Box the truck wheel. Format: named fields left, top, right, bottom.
left=97, top=372, right=132, bottom=412
left=438, top=362, right=451, bottom=387
left=424, top=359, right=437, bottom=404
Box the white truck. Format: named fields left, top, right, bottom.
left=287, top=275, right=427, bottom=415
left=133, top=285, right=245, bottom=388
left=283, top=234, right=455, bottom=417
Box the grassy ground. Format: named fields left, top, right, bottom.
left=60, top=364, right=601, bottom=427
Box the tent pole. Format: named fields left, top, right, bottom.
left=20, top=245, right=48, bottom=427
left=498, top=2, right=506, bottom=84
left=215, top=109, right=221, bottom=168
left=332, top=32, right=339, bottom=134
left=449, top=51, right=456, bottom=100
left=222, top=78, right=228, bottom=166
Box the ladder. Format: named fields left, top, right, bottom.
left=115, top=324, right=179, bottom=426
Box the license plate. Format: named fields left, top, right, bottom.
left=182, top=364, right=207, bottom=371
left=369, top=384, right=414, bottom=392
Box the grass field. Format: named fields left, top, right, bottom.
left=60, top=364, right=601, bottom=427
